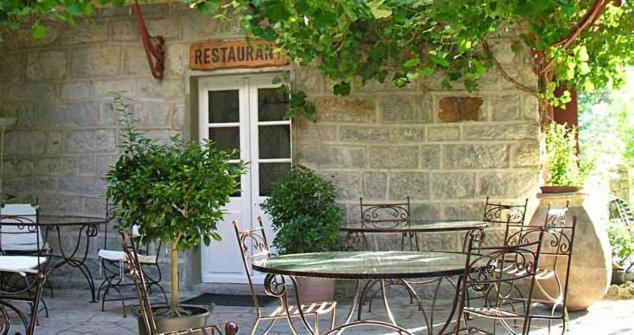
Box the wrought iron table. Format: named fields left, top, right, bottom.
left=341, top=220, right=489, bottom=252
left=37, top=215, right=110, bottom=302
left=252, top=251, right=471, bottom=335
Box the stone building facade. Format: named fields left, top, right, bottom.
left=0, top=4, right=542, bottom=290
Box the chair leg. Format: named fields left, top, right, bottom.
left=249, top=318, right=260, bottom=335
left=313, top=314, right=319, bottom=334
left=330, top=307, right=337, bottom=331
left=27, top=276, right=45, bottom=335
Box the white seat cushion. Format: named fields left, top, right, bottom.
left=98, top=249, right=157, bottom=264
left=1, top=204, right=46, bottom=252
left=0, top=255, right=47, bottom=275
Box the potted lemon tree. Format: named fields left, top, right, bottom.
left=106, top=96, right=246, bottom=333
left=262, top=166, right=342, bottom=303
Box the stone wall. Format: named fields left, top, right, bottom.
left=0, top=3, right=542, bottom=290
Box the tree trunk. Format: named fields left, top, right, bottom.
left=170, top=245, right=179, bottom=312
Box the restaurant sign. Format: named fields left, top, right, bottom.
left=189, top=40, right=288, bottom=71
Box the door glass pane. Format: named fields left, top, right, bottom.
left=209, top=90, right=239, bottom=123
left=209, top=127, right=240, bottom=152
left=259, top=125, right=290, bottom=159
left=258, top=88, right=289, bottom=121
left=259, top=163, right=291, bottom=196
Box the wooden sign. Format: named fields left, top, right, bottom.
left=190, top=40, right=288, bottom=71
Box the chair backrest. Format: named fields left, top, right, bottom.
left=233, top=217, right=271, bottom=316
left=120, top=229, right=239, bottom=335
left=461, top=227, right=545, bottom=334
left=359, top=197, right=411, bottom=229
left=0, top=203, right=45, bottom=253
left=482, top=197, right=529, bottom=225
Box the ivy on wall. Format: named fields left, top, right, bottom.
left=1, top=1, right=632, bottom=117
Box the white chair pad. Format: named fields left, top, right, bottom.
left=0, top=255, right=46, bottom=274
left=98, top=249, right=158, bottom=264
left=2, top=242, right=49, bottom=252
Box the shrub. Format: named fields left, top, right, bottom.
left=545, top=122, right=593, bottom=187
left=262, top=166, right=341, bottom=254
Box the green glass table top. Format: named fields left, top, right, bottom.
left=252, top=251, right=468, bottom=279
left=340, top=220, right=488, bottom=233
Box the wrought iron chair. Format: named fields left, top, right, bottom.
left=482, top=197, right=529, bottom=230
left=0, top=209, right=49, bottom=335
left=98, top=223, right=168, bottom=316
left=503, top=205, right=576, bottom=334
left=359, top=197, right=412, bottom=250
left=454, top=227, right=545, bottom=335
left=233, top=217, right=336, bottom=335
left=120, top=229, right=239, bottom=335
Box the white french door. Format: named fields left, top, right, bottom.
left=199, top=73, right=291, bottom=283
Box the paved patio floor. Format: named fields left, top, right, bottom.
left=7, top=289, right=634, bottom=334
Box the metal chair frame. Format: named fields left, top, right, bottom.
left=482, top=197, right=529, bottom=225
left=454, top=228, right=545, bottom=335
left=0, top=211, right=49, bottom=335
left=98, top=204, right=168, bottom=316
left=502, top=204, right=577, bottom=335
left=233, top=217, right=336, bottom=335
left=120, top=230, right=238, bottom=335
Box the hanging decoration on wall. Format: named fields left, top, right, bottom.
left=133, top=2, right=165, bottom=80
left=190, top=40, right=288, bottom=71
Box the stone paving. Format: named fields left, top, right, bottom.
left=6, top=289, right=634, bottom=334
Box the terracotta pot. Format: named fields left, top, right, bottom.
left=137, top=305, right=210, bottom=335
left=294, top=277, right=335, bottom=304
left=540, top=185, right=581, bottom=194
left=529, top=190, right=611, bottom=311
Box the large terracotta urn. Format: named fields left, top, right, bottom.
left=529, top=190, right=612, bottom=311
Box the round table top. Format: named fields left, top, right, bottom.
left=36, top=215, right=110, bottom=226
left=252, top=251, right=469, bottom=280
left=340, top=220, right=488, bottom=233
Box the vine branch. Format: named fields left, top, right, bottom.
left=482, top=41, right=539, bottom=97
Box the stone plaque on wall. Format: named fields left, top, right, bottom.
left=189, top=40, right=288, bottom=71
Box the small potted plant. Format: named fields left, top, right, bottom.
left=262, top=166, right=342, bottom=303
left=106, top=95, right=246, bottom=333
left=542, top=122, right=592, bottom=193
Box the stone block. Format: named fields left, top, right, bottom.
left=293, top=118, right=337, bottom=143
left=292, top=65, right=324, bottom=94
left=2, top=83, right=56, bottom=101
left=392, top=127, right=425, bottom=142
left=63, top=130, right=116, bottom=153
left=477, top=171, right=538, bottom=198
left=362, top=172, right=387, bottom=200
left=48, top=103, right=100, bottom=127
left=463, top=123, right=539, bottom=141
left=369, top=146, right=418, bottom=169
left=437, top=96, right=483, bottom=122
left=33, top=157, right=76, bottom=176
left=133, top=100, right=172, bottom=128
left=441, top=202, right=484, bottom=220
left=48, top=132, right=63, bottom=154
left=182, top=12, right=236, bottom=41
left=510, top=141, right=540, bottom=167
left=430, top=172, right=476, bottom=199
left=4, top=176, right=55, bottom=193
left=26, top=50, right=67, bottom=81
left=5, top=131, right=46, bottom=155
left=521, top=94, right=539, bottom=120
left=297, top=144, right=366, bottom=169
left=410, top=202, right=440, bottom=220
left=318, top=171, right=362, bottom=201
left=58, top=20, right=109, bottom=45
left=487, top=39, right=516, bottom=64
left=165, top=42, right=190, bottom=76
left=389, top=172, right=429, bottom=200
left=93, top=79, right=135, bottom=96
left=377, top=94, right=431, bottom=123
left=136, top=78, right=185, bottom=102
left=61, top=82, right=95, bottom=101
left=0, top=53, right=22, bottom=82
left=95, top=154, right=119, bottom=177
left=72, top=46, right=122, bottom=77
left=427, top=125, right=461, bottom=142
left=39, top=193, right=83, bottom=214
left=420, top=145, right=441, bottom=170
left=491, top=93, right=520, bottom=120
left=123, top=45, right=148, bottom=76
left=314, top=96, right=376, bottom=123
left=59, top=176, right=107, bottom=195
left=443, top=144, right=509, bottom=169
left=340, top=126, right=390, bottom=143
left=113, top=17, right=179, bottom=42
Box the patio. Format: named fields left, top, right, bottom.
left=7, top=289, right=634, bottom=335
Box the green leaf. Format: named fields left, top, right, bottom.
left=367, top=0, right=393, bottom=19
left=403, top=57, right=421, bottom=69
left=32, top=22, right=46, bottom=39
left=333, top=81, right=351, bottom=96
